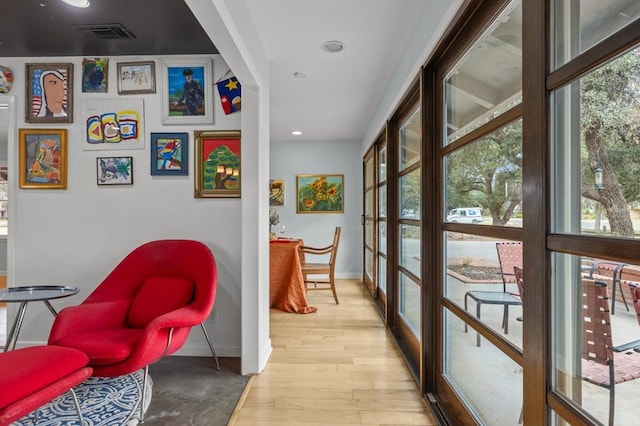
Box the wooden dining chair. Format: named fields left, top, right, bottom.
left=299, top=226, right=341, bottom=304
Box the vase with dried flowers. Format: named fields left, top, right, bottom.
left=269, top=208, right=279, bottom=240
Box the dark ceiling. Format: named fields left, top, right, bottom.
left=0, top=0, right=217, bottom=57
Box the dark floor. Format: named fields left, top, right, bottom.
left=144, top=356, right=248, bottom=426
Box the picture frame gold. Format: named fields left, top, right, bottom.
left=18, top=128, right=68, bottom=189
left=25, top=63, right=74, bottom=124
left=195, top=130, right=241, bottom=198
left=296, top=174, right=344, bottom=213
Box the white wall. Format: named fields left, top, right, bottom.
left=270, top=139, right=362, bottom=277
left=5, top=54, right=243, bottom=357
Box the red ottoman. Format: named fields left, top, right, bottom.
left=0, top=345, right=92, bottom=425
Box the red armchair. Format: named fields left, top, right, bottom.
left=48, top=239, right=217, bottom=421
left=0, top=346, right=92, bottom=425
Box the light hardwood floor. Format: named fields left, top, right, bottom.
left=229, top=279, right=437, bottom=425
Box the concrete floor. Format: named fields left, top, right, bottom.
left=144, top=356, right=248, bottom=425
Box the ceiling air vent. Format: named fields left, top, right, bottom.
left=73, top=23, right=136, bottom=39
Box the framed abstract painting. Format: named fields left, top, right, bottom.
left=296, top=174, right=344, bottom=213
left=194, top=130, right=240, bottom=198
left=151, top=132, right=188, bottom=176
left=96, top=157, right=133, bottom=186
left=82, top=58, right=108, bottom=93
left=18, top=128, right=67, bottom=189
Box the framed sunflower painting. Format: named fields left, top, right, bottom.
left=296, top=174, right=343, bottom=214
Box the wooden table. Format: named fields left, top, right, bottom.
left=269, top=239, right=317, bottom=314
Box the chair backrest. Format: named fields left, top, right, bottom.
left=513, top=266, right=524, bottom=300
left=496, top=241, right=523, bottom=292
left=84, top=239, right=217, bottom=325
left=329, top=226, right=342, bottom=270
left=581, top=278, right=613, bottom=366
left=629, top=283, right=640, bottom=326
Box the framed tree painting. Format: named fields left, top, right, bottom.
left=195, top=130, right=240, bottom=198
left=161, top=58, right=213, bottom=125
left=296, top=174, right=344, bottom=213
left=151, top=132, right=188, bottom=176
left=18, top=128, right=67, bottom=189
left=25, top=63, right=74, bottom=123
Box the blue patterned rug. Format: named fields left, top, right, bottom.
left=14, top=369, right=152, bottom=426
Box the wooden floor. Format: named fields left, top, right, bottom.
left=229, top=279, right=437, bottom=425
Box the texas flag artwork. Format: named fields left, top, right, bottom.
left=216, top=76, right=241, bottom=115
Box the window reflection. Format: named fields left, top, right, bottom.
left=444, top=232, right=523, bottom=350
left=553, top=0, right=640, bottom=69
left=399, top=272, right=420, bottom=337
left=445, top=120, right=523, bottom=227
left=444, top=0, right=522, bottom=144
left=400, top=169, right=420, bottom=220
left=552, top=253, right=640, bottom=425
left=400, top=224, right=420, bottom=278
left=552, top=47, right=640, bottom=238
left=399, top=107, right=421, bottom=170
left=443, top=309, right=523, bottom=424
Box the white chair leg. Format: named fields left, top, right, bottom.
left=200, top=322, right=221, bottom=370
left=139, top=365, right=149, bottom=423
left=69, top=388, right=85, bottom=426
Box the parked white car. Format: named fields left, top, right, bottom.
left=446, top=207, right=483, bottom=224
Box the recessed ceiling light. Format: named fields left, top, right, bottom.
left=292, top=131, right=302, bottom=136
left=293, top=72, right=307, bottom=79
left=61, top=0, right=90, bottom=8
left=321, top=40, right=345, bottom=53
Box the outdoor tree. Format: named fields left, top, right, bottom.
left=447, top=120, right=522, bottom=225
left=580, top=50, right=640, bottom=236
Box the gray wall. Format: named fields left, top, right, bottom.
left=270, top=139, right=362, bottom=277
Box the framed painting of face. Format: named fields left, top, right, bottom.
left=25, top=63, right=74, bottom=124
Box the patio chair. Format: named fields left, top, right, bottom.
left=464, top=242, right=522, bottom=346
left=587, top=259, right=629, bottom=314
left=581, top=278, right=640, bottom=426
left=628, top=282, right=640, bottom=326
left=299, top=226, right=341, bottom=304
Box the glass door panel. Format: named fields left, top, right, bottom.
left=363, top=149, right=376, bottom=295
left=444, top=309, right=523, bottom=424
left=552, top=253, right=640, bottom=425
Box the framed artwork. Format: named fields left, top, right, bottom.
left=151, top=132, right=188, bottom=176
left=161, top=58, right=213, bottom=125
left=269, top=179, right=284, bottom=206
left=296, top=174, right=344, bottom=213
left=195, top=130, right=240, bottom=198
left=97, top=157, right=133, bottom=185
left=18, top=128, right=67, bottom=189
left=25, top=63, right=74, bottom=123
left=82, top=98, right=144, bottom=151
left=117, top=61, right=156, bottom=94
left=82, top=58, right=108, bottom=93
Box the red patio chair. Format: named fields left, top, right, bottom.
left=581, top=278, right=640, bottom=426
left=464, top=241, right=522, bottom=346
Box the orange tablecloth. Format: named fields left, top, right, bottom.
left=269, top=240, right=317, bottom=314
